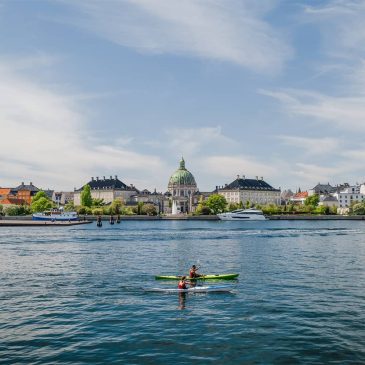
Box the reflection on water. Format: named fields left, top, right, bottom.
left=0, top=220, right=365, bottom=364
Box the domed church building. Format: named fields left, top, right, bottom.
left=168, top=158, right=198, bottom=214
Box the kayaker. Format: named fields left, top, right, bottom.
left=189, top=265, right=201, bottom=278
left=178, top=276, right=189, bottom=289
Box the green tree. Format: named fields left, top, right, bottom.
left=64, top=201, right=75, bottom=212
left=304, top=194, right=319, bottom=207
left=141, top=203, right=157, bottom=216
left=80, top=184, right=92, bottom=207
left=137, top=202, right=144, bottom=215
left=205, top=194, right=227, bottom=214
left=110, top=199, right=123, bottom=214
left=0, top=204, right=3, bottom=215
left=31, top=191, right=53, bottom=213
left=352, top=202, right=365, bottom=215
left=92, top=198, right=105, bottom=207
left=5, top=205, right=32, bottom=216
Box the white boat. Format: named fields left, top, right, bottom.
left=145, top=285, right=235, bottom=293
left=217, top=208, right=267, bottom=221
left=32, top=210, right=78, bottom=221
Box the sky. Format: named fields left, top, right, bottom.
left=1, top=0, right=365, bottom=193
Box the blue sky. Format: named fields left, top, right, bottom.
left=1, top=0, right=365, bottom=192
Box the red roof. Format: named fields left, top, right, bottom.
left=292, top=192, right=308, bottom=199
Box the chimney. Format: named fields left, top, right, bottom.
left=103, top=176, right=105, bottom=180
left=21, top=182, right=24, bottom=186
left=115, top=175, right=118, bottom=180
left=237, top=174, right=240, bottom=179
left=30, top=182, right=33, bottom=185
left=91, top=177, right=94, bottom=181
left=96, top=177, right=99, bottom=181
left=242, top=175, right=245, bottom=179
left=261, top=176, right=263, bottom=180
left=256, top=176, right=258, bottom=180
left=110, top=175, right=112, bottom=180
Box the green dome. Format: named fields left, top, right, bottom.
left=168, top=158, right=197, bottom=186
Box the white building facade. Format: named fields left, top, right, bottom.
left=218, top=175, right=281, bottom=206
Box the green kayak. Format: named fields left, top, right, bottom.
left=155, top=273, right=239, bottom=280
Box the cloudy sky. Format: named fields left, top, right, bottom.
left=1, top=0, right=365, bottom=192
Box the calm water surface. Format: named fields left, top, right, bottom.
left=1, top=220, right=365, bottom=364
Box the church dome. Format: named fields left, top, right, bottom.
left=168, top=158, right=197, bottom=187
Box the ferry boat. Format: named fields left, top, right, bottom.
left=217, top=208, right=267, bottom=221
left=32, top=210, right=79, bottom=221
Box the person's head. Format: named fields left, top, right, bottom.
left=192, top=265, right=196, bottom=269
left=181, top=276, right=186, bottom=280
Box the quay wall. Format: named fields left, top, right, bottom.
left=2, top=215, right=365, bottom=221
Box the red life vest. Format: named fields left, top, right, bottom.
left=190, top=269, right=197, bottom=278
left=178, top=281, right=187, bottom=289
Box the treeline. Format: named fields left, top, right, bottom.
left=75, top=185, right=157, bottom=216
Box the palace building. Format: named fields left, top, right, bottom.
left=167, top=158, right=198, bottom=214
left=218, top=175, right=281, bottom=206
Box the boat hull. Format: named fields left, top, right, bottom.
left=217, top=215, right=267, bottom=221
left=32, top=212, right=79, bottom=221
left=146, top=285, right=235, bottom=293
left=155, top=273, right=239, bottom=280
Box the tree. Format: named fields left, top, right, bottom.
left=205, top=194, right=227, bottom=214
left=31, top=197, right=53, bottom=213
left=0, top=204, right=3, bottom=215
left=92, top=198, right=105, bottom=207
left=64, top=201, right=75, bottom=212
left=4, top=205, right=32, bottom=216
left=352, top=202, right=365, bottom=215
left=110, top=199, right=123, bottom=214
left=31, top=191, right=53, bottom=213
left=142, top=203, right=157, bottom=216
left=304, top=194, right=319, bottom=207
left=80, top=184, right=92, bottom=207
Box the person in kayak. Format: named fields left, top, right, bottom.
left=189, top=265, right=202, bottom=279
left=178, top=276, right=189, bottom=289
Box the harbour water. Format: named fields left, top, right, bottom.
left=1, top=220, right=365, bottom=364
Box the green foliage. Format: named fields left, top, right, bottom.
left=92, top=198, right=105, bottom=207
left=77, top=206, right=92, bottom=215
left=137, top=202, right=144, bottom=215
left=352, top=202, right=365, bottom=215
left=110, top=199, right=123, bottom=214
left=121, top=206, right=135, bottom=215
left=32, top=191, right=48, bottom=202
left=227, top=202, right=240, bottom=211
left=103, top=206, right=112, bottom=215
left=141, top=203, right=157, bottom=216
left=64, top=201, right=75, bottom=212
left=314, top=205, right=329, bottom=215
left=205, top=194, right=227, bottom=214
left=245, top=200, right=250, bottom=208
left=261, top=204, right=281, bottom=215
left=80, top=185, right=92, bottom=207
left=4, top=205, right=32, bottom=216
left=195, top=205, right=211, bottom=215
left=0, top=204, right=3, bottom=214
left=92, top=208, right=104, bottom=216
left=304, top=194, right=320, bottom=207
left=31, top=191, right=53, bottom=213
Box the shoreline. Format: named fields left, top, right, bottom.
left=1, top=214, right=365, bottom=223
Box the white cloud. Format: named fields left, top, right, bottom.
left=200, top=155, right=279, bottom=180
left=261, top=88, right=365, bottom=130
left=62, top=0, right=291, bottom=73
left=278, top=135, right=341, bottom=156
left=165, top=126, right=237, bottom=156
left=0, top=59, right=166, bottom=190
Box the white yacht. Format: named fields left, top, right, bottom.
left=32, top=210, right=78, bottom=221
left=217, top=208, right=267, bottom=221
